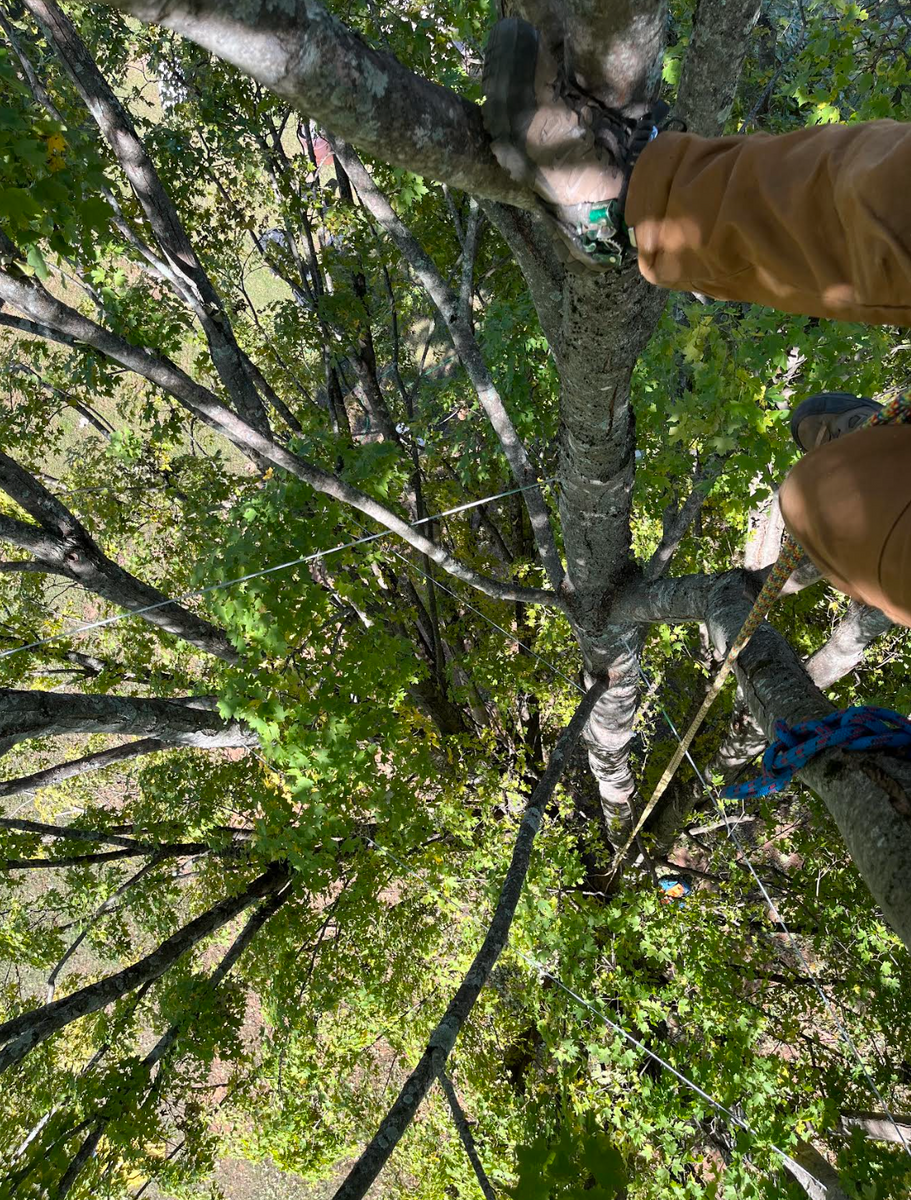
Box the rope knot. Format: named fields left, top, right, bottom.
left=722, top=706, right=911, bottom=799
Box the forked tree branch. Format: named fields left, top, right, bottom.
left=97, top=0, right=532, bottom=207
left=0, top=860, right=290, bottom=1073
left=332, top=676, right=607, bottom=1200
left=53, top=880, right=294, bottom=1200
left=0, top=450, right=241, bottom=662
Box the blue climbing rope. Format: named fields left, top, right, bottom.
left=721, top=706, right=911, bottom=799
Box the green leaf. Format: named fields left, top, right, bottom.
left=0, top=185, right=40, bottom=223
left=25, top=243, right=49, bottom=279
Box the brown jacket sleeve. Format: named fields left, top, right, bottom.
left=626, top=121, right=911, bottom=326
left=778, top=425, right=911, bottom=627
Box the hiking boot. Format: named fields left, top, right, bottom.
left=790, top=392, right=883, bottom=452
left=483, top=16, right=670, bottom=271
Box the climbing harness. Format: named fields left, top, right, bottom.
left=610, top=390, right=911, bottom=878
left=721, top=706, right=911, bottom=799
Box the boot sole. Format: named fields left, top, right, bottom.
left=482, top=17, right=541, bottom=192
left=483, top=18, right=612, bottom=275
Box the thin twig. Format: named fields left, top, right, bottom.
left=438, top=1068, right=497, bottom=1199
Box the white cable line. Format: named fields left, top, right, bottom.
left=365, top=835, right=821, bottom=1189
left=634, top=659, right=911, bottom=1160
left=0, top=480, right=555, bottom=663
left=513, top=952, right=812, bottom=1181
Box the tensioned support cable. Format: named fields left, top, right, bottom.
left=0, top=479, right=556, bottom=663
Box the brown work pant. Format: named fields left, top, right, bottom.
left=779, top=426, right=911, bottom=627
left=626, top=120, right=911, bottom=326
left=627, top=120, right=911, bottom=625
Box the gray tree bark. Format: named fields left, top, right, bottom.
left=786, top=1142, right=851, bottom=1200
left=0, top=861, right=290, bottom=1073
left=0, top=690, right=256, bottom=755
left=806, top=602, right=894, bottom=690
left=54, top=879, right=293, bottom=1200
left=0, top=738, right=170, bottom=798
left=0, top=450, right=240, bottom=662
left=706, top=573, right=911, bottom=952
left=839, top=1111, right=911, bottom=1146
left=674, top=0, right=762, bottom=135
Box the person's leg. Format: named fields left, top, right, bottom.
left=483, top=18, right=911, bottom=324
left=626, top=122, right=911, bottom=324
left=778, top=424, right=911, bottom=626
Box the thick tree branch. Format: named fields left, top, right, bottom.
left=330, top=139, right=564, bottom=592
left=0, top=737, right=170, bottom=798
left=806, top=602, right=894, bottom=691
left=607, top=571, right=720, bottom=625
left=712, top=598, right=895, bottom=782
left=0, top=450, right=241, bottom=661
left=0, top=689, right=256, bottom=755
left=53, top=879, right=293, bottom=1199
left=675, top=0, right=762, bottom=136
left=98, top=0, right=532, bottom=207
left=0, top=512, right=61, bottom=562
left=332, top=677, right=607, bottom=1200
left=786, top=1141, right=850, bottom=1200
left=582, top=633, right=641, bottom=839
left=2, top=842, right=219, bottom=870
left=0, top=816, right=145, bottom=848
left=0, top=310, right=79, bottom=348
left=0, top=560, right=49, bottom=574
left=0, top=262, right=554, bottom=606
left=0, top=860, right=290, bottom=1073
left=706, top=573, right=911, bottom=952
left=839, top=1111, right=911, bottom=1146
left=555, top=270, right=666, bottom=614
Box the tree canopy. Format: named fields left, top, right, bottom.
left=1, top=0, right=911, bottom=1197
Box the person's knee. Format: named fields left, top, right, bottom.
left=780, top=425, right=911, bottom=626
